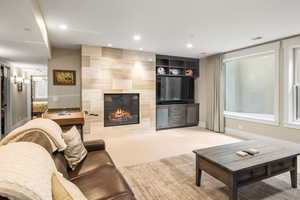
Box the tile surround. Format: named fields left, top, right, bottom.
left=81, top=45, right=156, bottom=134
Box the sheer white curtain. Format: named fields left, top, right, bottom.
left=203, top=54, right=224, bottom=133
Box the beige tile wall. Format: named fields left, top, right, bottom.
left=81, top=45, right=156, bottom=134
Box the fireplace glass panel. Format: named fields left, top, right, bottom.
left=104, top=93, right=140, bottom=127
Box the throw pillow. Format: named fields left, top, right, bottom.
left=52, top=173, right=87, bottom=200
left=62, top=126, right=87, bottom=170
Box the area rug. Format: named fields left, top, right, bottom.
left=120, top=154, right=300, bottom=200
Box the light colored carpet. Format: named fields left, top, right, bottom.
left=84, top=127, right=241, bottom=167
left=121, top=154, right=300, bottom=200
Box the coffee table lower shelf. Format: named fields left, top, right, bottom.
left=195, top=155, right=298, bottom=200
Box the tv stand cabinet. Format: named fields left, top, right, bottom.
left=156, top=103, right=199, bottom=130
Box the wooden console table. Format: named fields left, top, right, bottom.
left=193, top=141, right=300, bottom=200
left=43, top=111, right=85, bottom=140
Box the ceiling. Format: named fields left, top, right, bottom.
left=1, top=0, right=300, bottom=65
left=38, top=0, right=300, bottom=58
left=0, top=0, right=48, bottom=73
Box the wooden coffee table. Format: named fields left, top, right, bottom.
left=193, top=141, right=300, bottom=200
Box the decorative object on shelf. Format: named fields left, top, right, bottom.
left=157, top=67, right=166, bottom=75
left=185, top=69, right=193, bottom=76
left=169, top=69, right=180, bottom=75
left=53, top=70, right=76, bottom=85
left=156, top=55, right=199, bottom=77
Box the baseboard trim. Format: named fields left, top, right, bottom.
left=225, top=127, right=288, bottom=142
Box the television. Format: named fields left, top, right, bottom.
left=157, top=76, right=194, bottom=104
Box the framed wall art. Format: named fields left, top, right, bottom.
left=53, top=70, right=76, bottom=85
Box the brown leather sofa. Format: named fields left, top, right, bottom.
left=0, top=131, right=136, bottom=200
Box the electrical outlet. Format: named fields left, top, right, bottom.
left=238, top=124, right=243, bottom=130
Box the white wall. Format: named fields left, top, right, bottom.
left=10, top=66, right=31, bottom=131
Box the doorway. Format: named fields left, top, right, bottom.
left=31, top=75, right=48, bottom=118
left=1, top=65, right=11, bottom=137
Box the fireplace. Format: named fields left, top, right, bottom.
left=104, top=93, right=140, bottom=127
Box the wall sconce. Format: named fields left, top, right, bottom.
left=14, top=76, right=23, bottom=84
left=14, top=76, right=24, bottom=92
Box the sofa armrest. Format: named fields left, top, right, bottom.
left=84, top=139, right=106, bottom=152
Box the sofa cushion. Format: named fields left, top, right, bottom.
left=69, top=150, right=114, bottom=179
left=71, top=165, right=132, bottom=200
left=84, top=140, right=106, bottom=152
left=52, top=172, right=87, bottom=200
left=53, top=152, right=69, bottom=179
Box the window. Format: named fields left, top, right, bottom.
left=295, top=48, right=300, bottom=120
left=286, top=46, right=300, bottom=127
left=224, top=51, right=278, bottom=124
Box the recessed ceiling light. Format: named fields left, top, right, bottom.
left=59, top=24, right=68, bottom=30
left=139, top=48, right=143, bottom=51
left=186, top=43, right=193, bottom=48
left=133, top=34, right=141, bottom=41
left=107, top=43, right=112, bottom=47
left=252, top=36, right=263, bottom=41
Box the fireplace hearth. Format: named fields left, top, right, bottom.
left=104, top=93, right=139, bottom=127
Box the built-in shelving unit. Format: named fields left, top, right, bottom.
left=156, top=54, right=200, bottom=130
left=156, top=103, right=199, bottom=130
left=156, top=55, right=199, bottom=78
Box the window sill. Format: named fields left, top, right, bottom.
left=284, top=121, right=300, bottom=130
left=224, top=111, right=279, bottom=126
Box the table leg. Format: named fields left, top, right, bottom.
left=229, top=175, right=238, bottom=200
left=196, top=156, right=202, bottom=186
left=290, top=157, right=298, bottom=188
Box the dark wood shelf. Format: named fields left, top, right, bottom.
left=156, top=54, right=199, bottom=78
left=156, top=74, right=195, bottom=78
left=169, top=66, right=185, bottom=69
left=156, top=65, right=169, bottom=68
left=156, top=54, right=199, bottom=130
left=157, top=74, right=186, bottom=77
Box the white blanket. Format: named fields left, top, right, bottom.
left=0, top=142, right=58, bottom=200
left=0, top=118, right=67, bottom=152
